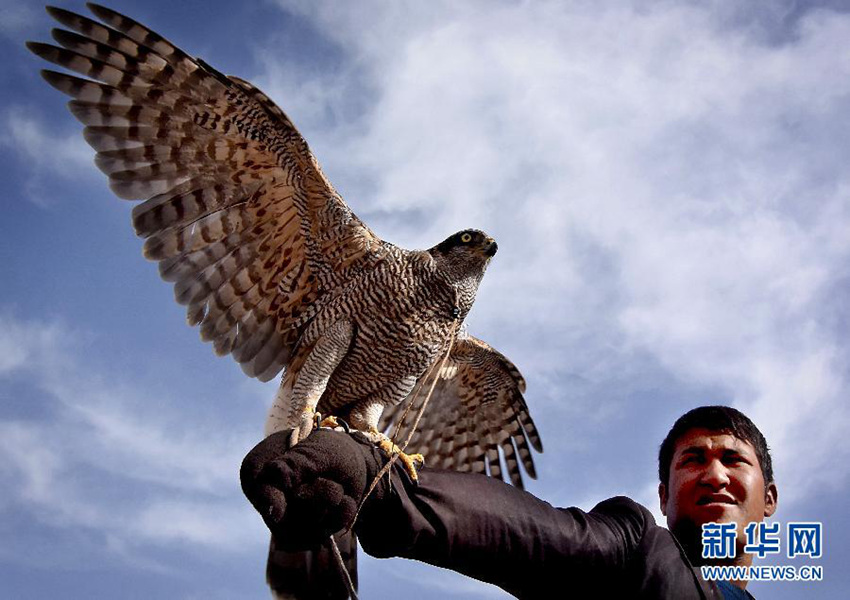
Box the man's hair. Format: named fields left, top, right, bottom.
left=658, top=405, right=773, bottom=486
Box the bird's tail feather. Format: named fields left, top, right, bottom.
left=267, top=531, right=358, bottom=600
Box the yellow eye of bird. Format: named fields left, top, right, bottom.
left=460, top=233, right=472, bottom=243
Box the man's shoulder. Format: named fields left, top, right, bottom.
left=587, top=498, right=725, bottom=599
left=589, top=496, right=658, bottom=531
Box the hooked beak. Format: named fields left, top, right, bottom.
left=484, top=238, right=498, bottom=257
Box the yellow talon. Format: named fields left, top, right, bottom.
left=319, top=415, right=341, bottom=429
left=378, top=438, right=426, bottom=481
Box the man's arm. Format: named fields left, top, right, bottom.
left=242, top=429, right=648, bottom=598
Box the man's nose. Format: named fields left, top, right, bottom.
left=699, top=460, right=730, bottom=489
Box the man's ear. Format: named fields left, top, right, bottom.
left=764, top=481, right=778, bottom=518
left=658, top=482, right=668, bottom=516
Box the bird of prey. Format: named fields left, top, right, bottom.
left=29, top=4, right=543, bottom=598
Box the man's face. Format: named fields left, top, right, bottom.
left=659, top=428, right=778, bottom=554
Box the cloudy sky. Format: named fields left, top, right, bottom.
left=2, top=0, right=849, bottom=598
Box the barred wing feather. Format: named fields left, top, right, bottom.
left=28, top=3, right=385, bottom=382
left=380, top=335, right=543, bottom=489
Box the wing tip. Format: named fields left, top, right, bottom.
left=25, top=40, right=52, bottom=60
left=46, top=5, right=73, bottom=21
left=86, top=3, right=113, bottom=21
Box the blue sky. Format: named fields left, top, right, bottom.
left=2, top=0, right=849, bottom=598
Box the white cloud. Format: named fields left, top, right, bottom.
left=0, top=107, right=96, bottom=205
left=0, top=422, right=61, bottom=506
left=0, top=314, right=266, bottom=567
left=132, top=499, right=259, bottom=548
left=2, top=108, right=91, bottom=172
left=0, top=312, right=66, bottom=374
left=0, top=0, right=38, bottom=39
left=261, top=0, right=850, bottom=506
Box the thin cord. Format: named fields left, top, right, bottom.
left=329, top=533, right=359, bottom=600
left=399, top=323, right=457, bottom=453
left=330, top=296, right=462, bottom=596
left=351, top=318, right=459, bottom=525
left=323, top=329, right=456, bottom=599
left=392, top=290, right=462, bottom=451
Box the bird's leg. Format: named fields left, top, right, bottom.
left=318, top=415, right=351, bottom=432
left=289, top=407, right=319, bottom=448
left=348, top=412, right=425, bottom=481
left=343, top=378, right=426, bottom=480
left=374, top=431, right=425, bottom=481
left=319, top=414, right=339, bottom=429
left=291, top=410, right=334, bottom=444
left=265, top=320, right=353, bottom=445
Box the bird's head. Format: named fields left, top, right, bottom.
left=429, top=229, right=497, bottom=284
left=432, top=229, right=497, bottom=259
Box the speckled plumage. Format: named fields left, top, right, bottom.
left=30, top=5, right=543, bottom=598
left=264, top=244, right=495, bottom=441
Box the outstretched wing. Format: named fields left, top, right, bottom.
left=380, top=335, right=543, bottom=489
left=28, top=4, right=385, bottom=382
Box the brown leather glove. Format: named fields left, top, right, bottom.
left=240, top=429, right=384, bottom=551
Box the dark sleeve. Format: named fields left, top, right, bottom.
left=241, top=429, right=653, bottom=598
left=353, top=438, right=650, bottom=598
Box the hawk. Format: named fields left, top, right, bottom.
left=29, top=4, right=543, bottom=598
